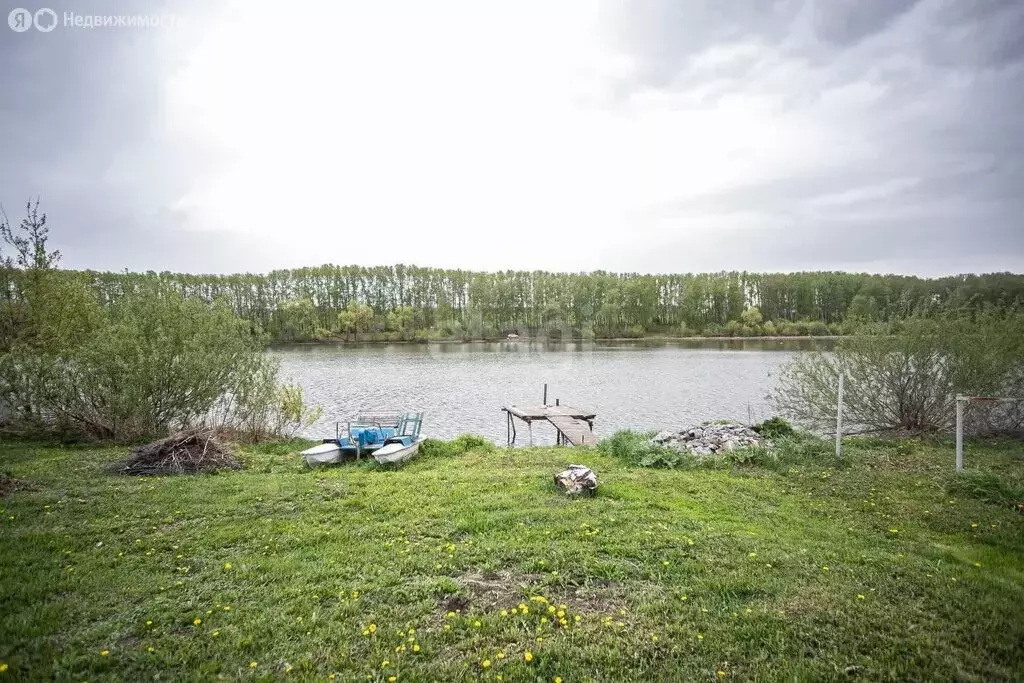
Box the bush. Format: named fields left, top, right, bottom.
left=753, top=416, right=796, bottom=439
left=598, top=430, right=693, bottom=468
left=775, top=313, right=1024, bottom=434
left=420, top=434, right=494, bottom=458
left=1, top=287, right=319, bottom=441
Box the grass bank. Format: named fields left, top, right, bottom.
left=1, top=435, right=1022, bottom=681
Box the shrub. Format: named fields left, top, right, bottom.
left=774, top=313, right=1024, bottom=434
left=420, top=434, right=494, bottom=458
left=753, top=416, right=796, bottom=439
left=598, top=430, right=692, bottom=468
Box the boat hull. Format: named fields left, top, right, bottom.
left=373, top=438, right=423, bottom=465
left=301, top=442, right=342, bottom=466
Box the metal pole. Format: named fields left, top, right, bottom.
left=955, top=395, right=964, bottom=473
left=835, top=371, right=844, bottom=461
left=528, top=421, right=534, bottom=447
left=543, top=384, right=548, bottom=406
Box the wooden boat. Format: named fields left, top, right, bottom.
left=373, top=435, right=424, bottom=465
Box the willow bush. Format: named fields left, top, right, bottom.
left=1, top=201, right=318, bottom=441
left=774, top=313, right=1024, bottom=435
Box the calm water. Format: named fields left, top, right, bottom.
left=271, top=339, right=832, bottom=444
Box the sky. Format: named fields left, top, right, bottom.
left=1, top=0, right=1022, bottom=276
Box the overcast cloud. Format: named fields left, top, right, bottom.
left=1, top=0, right=1022, bottom=275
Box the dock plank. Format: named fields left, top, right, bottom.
left=547, top=415, right=596, bottom=446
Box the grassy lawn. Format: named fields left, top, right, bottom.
left=1, top=435, right=1023, bottom=681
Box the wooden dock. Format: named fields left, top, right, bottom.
left=501, top=404, right=597, bottom=447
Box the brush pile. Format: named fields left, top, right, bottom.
left=113, top=428, right=240, bottom=476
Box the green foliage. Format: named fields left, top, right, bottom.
left=270, top=297, right=323, bottom=342
left=740, top=306, right=763, bottom=326
left=419, top=433, right=495, bottom=458
left=753, top=416, right=796, bottom=439
left=47, top=264, right=1024, bottom=343
left=337, top=301, right=375, bottom=340
left=945, top=470, right=1024, bottom=507
left=598, top=430, right=693, bottom=468
left=775, top=312, right=1024, bottom=433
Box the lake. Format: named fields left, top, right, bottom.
left=272, top=339, right=832, bottom=444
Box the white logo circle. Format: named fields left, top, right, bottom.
left=8, top=7, right=32, bottom=32
left=34, top=8, right=57, bottom=32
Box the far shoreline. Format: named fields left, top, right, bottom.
left=269, top=335, right=840, bottom=348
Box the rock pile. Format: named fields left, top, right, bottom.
left=651, top=423, right=769, bottom=456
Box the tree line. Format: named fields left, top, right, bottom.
left=52, top=266, right=1024, bottom=342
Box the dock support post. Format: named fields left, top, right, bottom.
left=956, top=396, right=964, bottom=473
left=528, top=420, right=534, bottom=447
left=543, top=384, right=548, bottom=406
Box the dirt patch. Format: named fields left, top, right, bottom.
left=437, top=570, right=542, bottom=615
left=437, top=571, right=632, bottom=617
left=0, top=474, right=35, bottom=497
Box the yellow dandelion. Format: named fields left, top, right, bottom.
left=482, top=659, right=491, bottom=669
left=748, top=552, right=757, bottom=558
left=651, top=634, right=658, bottom=642
left=193, top=618, right=201, bottom=626
left=0, top=664, right=7, bottom=673
left=388, top=678, right=396, bottom=683
left=521, top=606, right=529, bottom=615
left=496, top=651, right=505, bottom=659
left=697, top=633, right=704, bottom=640
left=888, top=529, right=898, bottom=533
left=555, top=678, right=562, bottom=683
left=147, top=647, right=154, bottom=653
left=500, top=609, right=508, bottom=617
left=446, top=611, right=456, bottom=618
left=329, top=675, right=336, bottom=680
left=224, top=562, right=232, bottom=570
left=444, top=624, right=451, bottom=631
left=547, top=605, right=556, bottom=614
left=362, top=630, right=370, bottom=636
left=541, top=617, right=548, bottom=624
left=717, top=671, right=726, bottom=677
left=524, top=651, right=533, bottom=662
left=381, top=659, right=390, bottom=668
left=100, top=650, right=110, bottom=656
left=822, top=566, right=829, bottom=572
left=145, top=620, right=152, bottom=626
left=510, top=608, right=518, bottom=615
left=368, top=624, right=377, bottom=633
left=223, top=606, right=231, bottom=611
left=856, top=594, right=865, bottom=600
left=413, top=644, right=421, bottom=652
left=681, top=595, right=687, bottom=601
left=212, top=631, right=219, bottom=637
left=573, top=615, right=580, bottom=622
left=474, top=620, right=482, bottom=628
left=249, top=661, right=257, bottom=668
left=557, top=610, right=564, bottom=618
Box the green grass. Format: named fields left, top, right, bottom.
left=1, top=434, right=1022, bottom=681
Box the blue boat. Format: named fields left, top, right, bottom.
left=302, top=412, right=425, bottom=466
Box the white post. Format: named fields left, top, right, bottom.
left=528, top=421, right=534, bottom=447
left=835, top=371, right=844, bottom=461
left=955, top=395, right=964, bottom=473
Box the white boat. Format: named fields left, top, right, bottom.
left=373, top=437, right=424, bottom=465
left=301, top=441, right=342, bottom=466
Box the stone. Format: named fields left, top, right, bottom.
left=649, top=422, right=770, bottom=457
left=553, top=465, right=597, bottom=496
